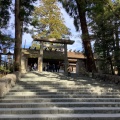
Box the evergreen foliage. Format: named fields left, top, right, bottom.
left=0, top=0, right=13, bottom=49
left=59, top=0, right=97, bottom=72
left=0, top=33, right=14, bottom=49
left=0, top=0, right=12, bottom=28
left=88, top=0, right=120, bottom=74
left=19, top=0, right=38, bottom=26
left=31, top=0, right=70, bottom=39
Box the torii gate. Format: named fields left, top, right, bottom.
left=33, top=38, right=74, bottom=74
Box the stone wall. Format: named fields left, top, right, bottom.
left=0, top=73, right=18, bottom=98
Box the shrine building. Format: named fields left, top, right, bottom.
left=21, top=38, right=87, bottom=74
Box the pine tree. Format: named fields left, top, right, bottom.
left=88, top=0, right=120, bottom=74
left=14, top=0, right=37, bottom=71
left=31, top=0, right=70, bottom=39
left=59, top=0, right=97, bottom=72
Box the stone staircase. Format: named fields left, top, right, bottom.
left=0, top=71, right=120, bottom=120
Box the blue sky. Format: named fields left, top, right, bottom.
left=8, top=1, right=83, bottom=52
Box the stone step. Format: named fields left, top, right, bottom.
left=17, top=80, right=105, bottom=83
left=0, top=114, right=120, bottom=120
left=11, top=87, right=120, bottom=92
left=14, top=83, right=119, bottom=86
left=0, top=102, right=120, bottom=108
left=18, top=79, right=116, bottom=83
left=1, top=98, right=120, bottom=103
left=6, top=92, right=120, bottom=97
left=10, top=89, right=95, bottom=92
left=10, top=88, right=120, bottom=92
left=12, top=86, right=93, bottom=90
left=8, top=92, right=120, bottom=96
left=5, top=95, right=120, bottom=100
left=0, top=107, right=120, bottom=114
left=7, top=92, right=92, bottom=95
left=14, top=84, right=94, bottom=88
left=19, top=79, right=111, bottom=83
left=11, top=82, right=118, bottom=87
left=13, top=84, right=119, bottom=89
left=18, top=82, right=115, bottom=87
left=10, top=88, right=120, bottom=94
left=10, top=88, right=101, bottom=92
left=17, top=82, right=114, bottom=87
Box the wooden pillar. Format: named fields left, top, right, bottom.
left=38, top=41, right=43, bottom=72
left=64, top=44, right=68, bottom=75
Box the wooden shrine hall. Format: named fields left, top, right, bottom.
left=21, top=38, right=86, bottom=74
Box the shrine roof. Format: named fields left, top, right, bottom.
left=67, top=52, right=86, bottom=59
left=34, top=38, right=74, bottom=44
left=22, top=49, right=86, bottom=60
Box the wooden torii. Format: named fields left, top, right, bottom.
left=33, top=38, right=74, bottom=74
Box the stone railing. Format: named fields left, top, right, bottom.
left=0, top=72, right=19, bottom=98
left=92, top=73, right=120, bottom=84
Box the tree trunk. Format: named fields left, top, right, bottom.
left=76, top=0, right=97, bottom=72
left=14, top=0, right=22, bottom=71
left=109, top=58, right=114, bottom=75
left=107, top=51, right=114, bottom=75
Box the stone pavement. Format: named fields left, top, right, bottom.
left=0, top=71, right=120, bottom=120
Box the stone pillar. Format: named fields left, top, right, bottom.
left=64, top=44, right=68, bottom=75
left=38, top=41, right=43, bottom=72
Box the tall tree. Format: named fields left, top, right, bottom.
left=14, top=0, right=37, bottom=71
left=59, top=0, right=97, bottom=72
left=89, top=0, right=120, bottom=74
left=14, top=0, right=21, bottom=71
left=31, top=0, right=70, bottom=39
